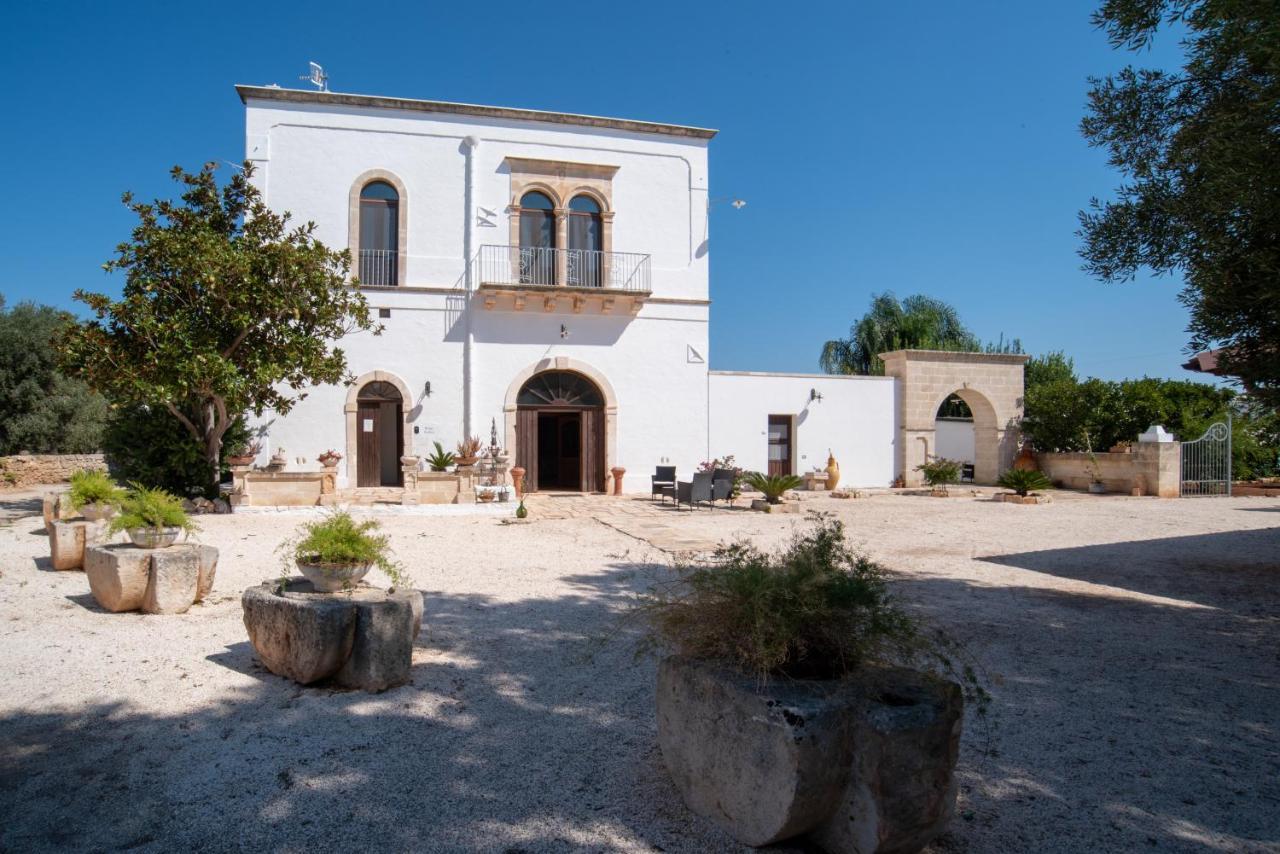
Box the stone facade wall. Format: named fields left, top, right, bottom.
left=0, top=454, right=106, bottom=488
left=1038, top=442, right=1180, bottom=497
left=881, top=350, right=1028, bottom=486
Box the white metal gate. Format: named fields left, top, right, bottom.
left=1180, top=416, right=1232, bottom=496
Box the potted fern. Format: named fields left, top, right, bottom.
left=426, top=441, right=456, bottom=472
left=68, top=469, right=124, bottom=522
left=108, top=484, right=197, bottom=548
left=285, top=511, right=402, bottom=593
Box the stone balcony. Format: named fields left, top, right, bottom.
left=475, top=244, right=651, bottom=315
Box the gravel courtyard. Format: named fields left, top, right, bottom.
left=1, top=491, right=1277, bottom=853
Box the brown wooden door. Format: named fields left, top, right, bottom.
left=357, top=402, right=381, bottom=487
left=767, top=415, right=793, bottom=477
left=581, top=408, right=604, bottom=492
left=516, top=409, right=538, bottom=492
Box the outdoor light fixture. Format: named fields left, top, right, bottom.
left=423, top=381, right=432, bottom=398
left=810, top=388, right=824, bottom=403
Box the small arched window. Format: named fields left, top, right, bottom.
left=359, top=181, right=399, bottom=286
left=518, top=192, right=556, bottom=285
left=567, top=195, right=603, bottom=286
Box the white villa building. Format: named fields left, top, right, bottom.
left=239, top=85, right=1025, bottom=497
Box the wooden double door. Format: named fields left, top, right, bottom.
left=515, top=407, right=605, bottom=493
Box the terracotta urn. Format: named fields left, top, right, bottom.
left=510, top=466, right=527, bottom=497
left=611, top=467, right=626, bottom=496
left=825, top=452, right=840, bottom=492
left=1013, top=446, right=1037, bottom=471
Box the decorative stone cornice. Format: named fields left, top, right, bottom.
left=236, top=86, right=718, bottom=140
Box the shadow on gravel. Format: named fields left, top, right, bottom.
left=977, top=527, right=1280, bottom=610
left=3, top=555, right=1277, bottom=853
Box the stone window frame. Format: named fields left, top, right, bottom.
left=505, top=158, right=618, bottom=266
left=348, top=169, right=409, bottom=287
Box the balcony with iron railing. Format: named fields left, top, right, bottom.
left=358, top=249, right=398, bottom=287
left=475, top=244, right=651, bottom=313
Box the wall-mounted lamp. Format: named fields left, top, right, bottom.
left=560, top=324, right=570, bottom=339
left=423, top=381, right=432, bottom=398
left=809, top=388, right=824, bottom=403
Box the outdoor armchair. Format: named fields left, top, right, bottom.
left=652, top=466, right=677, bottom=502
left=712, top=468, right=736, bottom=506
left=676, top=470, right=715, bottom=511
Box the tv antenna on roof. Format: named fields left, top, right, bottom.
left=300, top=61, right=328, bottom=92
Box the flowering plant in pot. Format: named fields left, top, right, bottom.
left=108, top=484, right=198, bottom=548
left=68, top=469, right=125, bottom=522
left=636, top=515, right=986, bottom=851
left=317, top=448, right=342, bottom=467
left=283, top=511, right=403, bottom=593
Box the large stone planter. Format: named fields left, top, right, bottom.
left=42, top=493, right=76, bottom=531
left=48, top=519, right=110, bottom=571
left=84, top=543, right=218, bottom=614
left=751, top=499, right=798, bottom=513
left=242, top=579, right=424, bottom=692
left=656, top=656, right=962, bottom=853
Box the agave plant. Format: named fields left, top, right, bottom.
left=743, top=472, right=804, bottom=504
left=996, top=468, right=1053, bottom=497
left=426, top=441, right=456, bottom=472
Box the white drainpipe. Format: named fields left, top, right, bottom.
left=462, top=135, right=480, bottom=439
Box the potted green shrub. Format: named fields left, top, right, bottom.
left=285, top=511, right=402, bottom=593
left=1082, top=430, right=1107, bottom=494
left=743, top=472, right=803, bottom=510
left=916, top=458, right=963, bottom=495
left=68, top=469, right=125, bottom=522
left=426, top=441, right=456, bottom=472
left=639, top=515, right=984, bottom=850
left=108, top=483, right=197, bottom=548
left=227, top=440, right=262, bottom=467
left=996, top=468, right=1054, bottom=503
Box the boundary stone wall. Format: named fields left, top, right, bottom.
left=0, top=454, right=106, bottom=488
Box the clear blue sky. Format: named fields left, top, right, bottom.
left=1, top=0, right=1202, bottom=382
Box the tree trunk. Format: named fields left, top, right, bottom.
left=166, top=397, right=232, bottom=499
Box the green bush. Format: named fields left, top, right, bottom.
left=638, top=515, right=988, bottom=708
left=285, top=511, right=402, bottom=586
left=68, top=469, right=124, bottom=509
left=997, top=468, right=1053, bottom=497
left=743, top=471, right=803, bottom=504
left=108, top=484, right=197, bottom=536
left=102, top=404, right=249, bottom=499
left=916, top=458, right=963, bottom=487
left=426, top=441, right=456, bottom=472
left=0, top=298, right=107, bottom=455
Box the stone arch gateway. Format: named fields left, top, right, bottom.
left=880, top=350, right=1028, bottom=486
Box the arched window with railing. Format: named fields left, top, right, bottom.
left=518, top=191, right=556, bottom=285
left=359, top=181, right=399, bottom=286
left=567, top=195, right=603, bottom=286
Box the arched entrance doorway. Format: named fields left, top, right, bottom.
left=515, top=370, right=606, bottom=492
left=934, top=394, right=976, bottom=480
left=356, top=380, right=404, bottom=487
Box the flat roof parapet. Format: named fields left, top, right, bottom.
left=235, top=86, right=717, bottom=140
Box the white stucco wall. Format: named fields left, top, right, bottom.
left=934, top=418, right=976, bottom=464
left=241, top=91, right=713, bottom=491
left=707, top=372, right=897, bottom=488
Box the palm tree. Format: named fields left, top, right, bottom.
left=820, top=293, right=981, bottom=375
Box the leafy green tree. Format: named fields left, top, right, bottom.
left=0, top=297, right=107, bottom=455
left=60, top=163, right=380, bottom=495
left=102, top=403, right=249, bottom=498
left=1025, top=351, right=1077, bottom=390
left=1080, top=0, right=1280, bottom=407
left=820, top=293, right=981, bottom=375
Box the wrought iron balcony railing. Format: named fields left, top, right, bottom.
left=358, top=249, right=398, bottom=287
left=477, top=245, right=651, bottom=292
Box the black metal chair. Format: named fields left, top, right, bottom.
left=712, top=468, right=736, bottom=506
left=651, top=466, right=677, bottom=502
left=676, top=470, right=715, bottom=510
